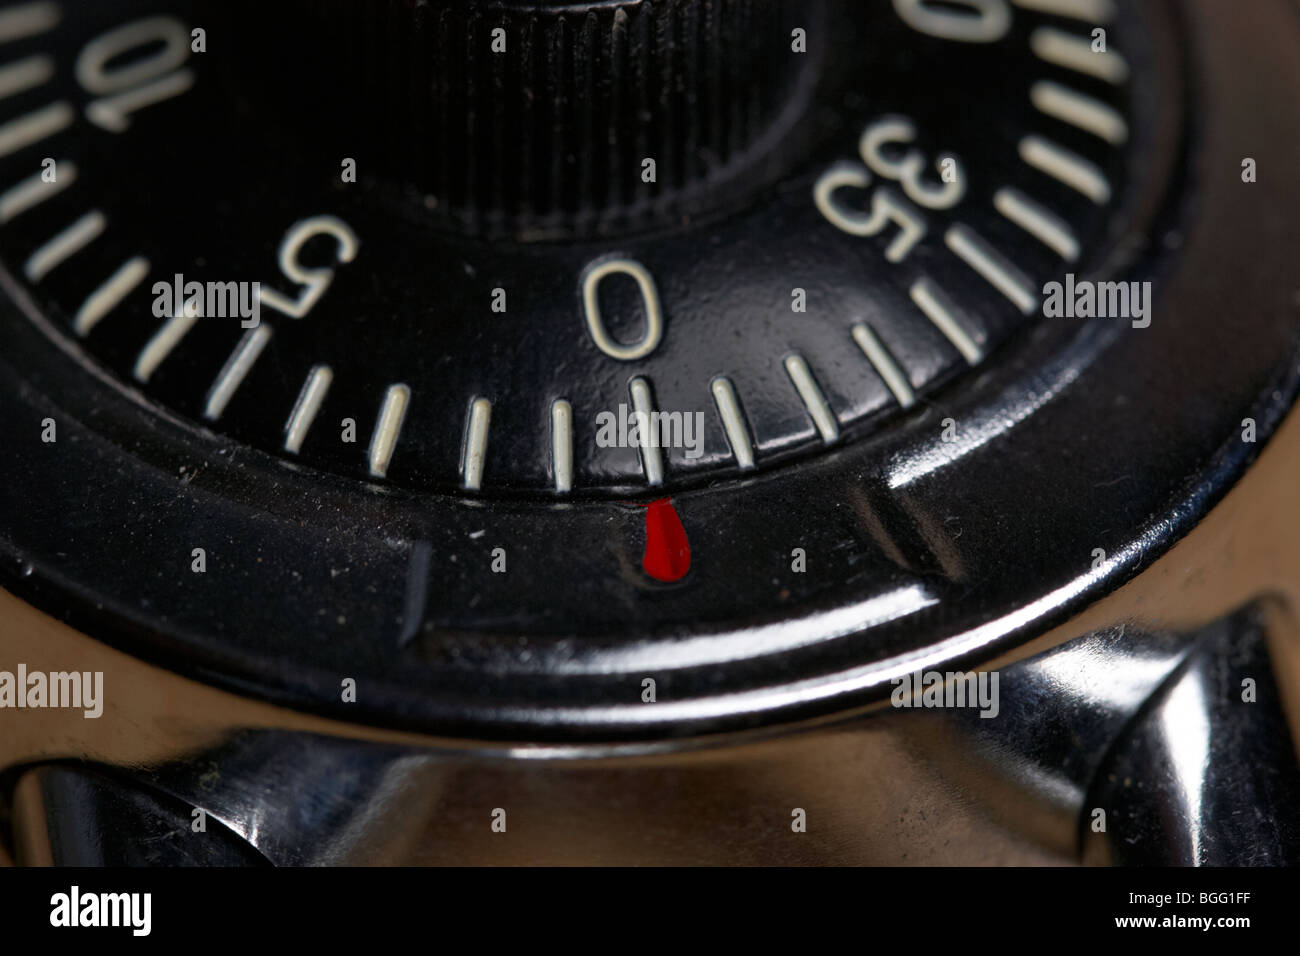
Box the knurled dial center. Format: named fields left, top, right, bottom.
left=295, top=0, right=820, bottom=239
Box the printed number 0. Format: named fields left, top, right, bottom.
left=891, top=0, right=1010, bottom=43
left=259, top=216, right=360, bottom=319
left=581, top=258, right=664, bottom=361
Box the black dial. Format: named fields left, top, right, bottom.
left=4, top=0, right=1299, bottom=746
left=0, top=0, right=1146, bottom=495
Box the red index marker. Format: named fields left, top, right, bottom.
left=641, top=498, right=691, bottom=582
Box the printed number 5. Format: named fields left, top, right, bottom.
left=813, top=163, right=926, bottom=262
left=259, top=216, right=360, bottom=319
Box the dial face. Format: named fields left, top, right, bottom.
left=0, top=0, right=1144, bottom=496
left=15, top=0, right=1300, bottom=743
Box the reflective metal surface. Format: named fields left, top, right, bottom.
left=11, top=601, right=1300, bottom=865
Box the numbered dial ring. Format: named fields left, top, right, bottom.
left=9, top=0, right=1288, bottom=746
left=0, top=0, right=1149, bottom=495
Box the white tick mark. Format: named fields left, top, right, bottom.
left=851, top=324, right=915, bottom=409
left=204, top=326, right=272, bottom=420
left=368, top=384, right=410, bottom=478
left=24, top=209, right=104, bottom=281
left=1030, top=28, right=1128, bottom=85
left=0, top=3, right=60, bottom=43
left=0, top=54, right=54, bottom=99
left=134, top=295, right=202, bottom=383
left=710, top=376, right=755, bottom=470
left=462, top=397, right=492, bottom=491
left=284, top=365, right=333, bottom=453
left=74, top=256, right=149, bottom=336
left=629, top=376, right=664, bottom=486
left=1018, top=135, right=1111, bottom=204
left=994, top=186, right=1081, bottom=261
left=0, top=158, right=75, bottom=222
left=945, top=224, right=1039, bottom=315
left=0, top=101, right=72, bottom=158
left=551, top=398, right=573, bottom=493
left=1031, top=81, right=1128, bottom=145
left=910, top=279, right=984, bottom=365
left=784, top=355, right=839, bottom=444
